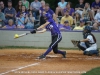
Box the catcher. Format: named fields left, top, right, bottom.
left=72, top=26, right=99, bottom=56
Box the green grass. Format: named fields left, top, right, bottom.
left=0, top=46, right=79, bottom=50
left=82, top=67, right=100, bottom=75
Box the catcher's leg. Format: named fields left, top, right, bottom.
left=77, top=42, right=87, bottom=51
left=88, top=50, right=99, bottom=56
left=85, top=46, right=99, bottom=56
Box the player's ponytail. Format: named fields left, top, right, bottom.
left=90, top=33, right=96, bottom=43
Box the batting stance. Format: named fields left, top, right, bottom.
left=77, top=26, right=99, bottom=56
left=31, top=13, right=66, bottom=59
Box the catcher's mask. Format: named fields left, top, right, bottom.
left=83, top=26, right=92, bottom=33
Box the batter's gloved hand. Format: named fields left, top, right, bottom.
left=30, top=29, right=37, bottom=34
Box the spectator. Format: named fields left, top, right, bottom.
left=91, top=0, right=100, bottom=16
left=29, top=6, right=37, bottom=19
left=30, top=0, right=41, bottom=19
left=63, top=2, right=75, bottom=17
left=0, top=1, right=6, bottom=13
left=0, top=7, right=5, bottom=28
left=16, top=5, right=28, bottom=17
left=58, top=20, right=71, bottom=30
left=73, top=20, right=85, bottom=31
left=22, top=0, right=29, bottom=10
left=4, top=0, right=16, bottom=23
left=39, top=0, right=46, bottom=25
left=25, top=11, right=35, bottom=29
left=74, top=12, right=81, bottom=26
left=55, top=0, right=67, bottom=16
left=16, top=12, right=25, bottom=29
left=82, top=2, right=94, bottom=22
left=61, top=10, right=73, bottom=27
left=16, top=0, right=23, bottom=13
left=45, top=3, right=58, bottom=23
left=93, top=9, right=100, bottom=30
left=3, top=19, right=16, bottom=29
left=75, top=0, right=85, bottom=16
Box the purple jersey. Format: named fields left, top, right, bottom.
left=63, top=8, right=75, bottom=16
left=46, top=9, right=54, bottom=18
left=6, top=25, right=16, bottom=29
left=91, top=2, right=100, bottom=9
left=58, top=24, right=71, bottom=30
left=46, top=19, right=61, bottom=35
left=16, top=11, right=28, bottom=17
left=40, top=7, right=45, bottom=16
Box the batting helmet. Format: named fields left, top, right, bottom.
left=44, top=13, right=52, bottom=20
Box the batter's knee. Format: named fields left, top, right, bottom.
left=53, top=50, right=58, bottom=54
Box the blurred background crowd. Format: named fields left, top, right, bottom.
left=0, top=0, right=100, bottom=31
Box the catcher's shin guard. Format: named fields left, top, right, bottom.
left=83, top=51, right=89, bottom=55
left=77, top=44, right=86, bottom=51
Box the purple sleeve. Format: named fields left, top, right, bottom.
left=40, top=7, right=42, bottom=10
left=63, top=8, right=66, bottom=13
left=67, top=26, right=71, bottom=30
left=16, top=12, right=20, bottom=17
left=58, top=24, right=63, bottom=28
left=91, top=2, right=95, bottom=8
left=25, top=10, right=29, bottom=15
left=72, top=8, right=75, bottom=12
left=13, top=25, right=16, bottom=28
left=70, top=8, right=75, bottom=15
left=47, top=19, right=53, bottom=23
left=49, top=9, right=54, bottom=15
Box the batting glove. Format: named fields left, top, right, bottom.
left=30, top=29, right=37, bottom=34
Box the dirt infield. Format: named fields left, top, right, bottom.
left=0, top=49, right=100, bottom=75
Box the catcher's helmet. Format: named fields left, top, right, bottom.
left=84, top=26, right=92, bottom=33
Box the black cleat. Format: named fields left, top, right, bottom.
left=62, top=51, right=66, bottom=58
left=37, top=54, right=46, bottom=59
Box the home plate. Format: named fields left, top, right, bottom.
left=47, top=55, right=60, bottom=57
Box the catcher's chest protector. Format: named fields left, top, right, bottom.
left=83, top=33, right=96, bottom=48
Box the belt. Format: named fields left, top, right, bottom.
left=52, top=33, right=61, bottom=36
left=89, top=43, right=95, bottom=45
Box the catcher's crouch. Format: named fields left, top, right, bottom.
left=77, top=26, right=99, bottom=56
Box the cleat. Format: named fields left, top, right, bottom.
left=62, top=51, right=66, bottom=58
left=37, top=54, right=46, bottom=59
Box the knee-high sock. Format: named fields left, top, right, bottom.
left=43, top=47, right=52, bottom=56
left=58, top=50, right=64, bottom=55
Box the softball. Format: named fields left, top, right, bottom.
left=14, top=34, right=19, bottom=39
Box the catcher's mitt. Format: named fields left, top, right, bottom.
left=71, top=40, right=80, bottom=47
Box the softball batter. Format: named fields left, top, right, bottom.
left=77, top=26, right=99, bottom=56
left=31, top=13, right=66, bottom=59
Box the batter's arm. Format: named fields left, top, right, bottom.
left=37, top=29, right=47, bottom=33
left=37, top=22, right=50, bottom=30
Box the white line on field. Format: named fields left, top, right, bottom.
left=0, top=62, right=40, bottom=75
